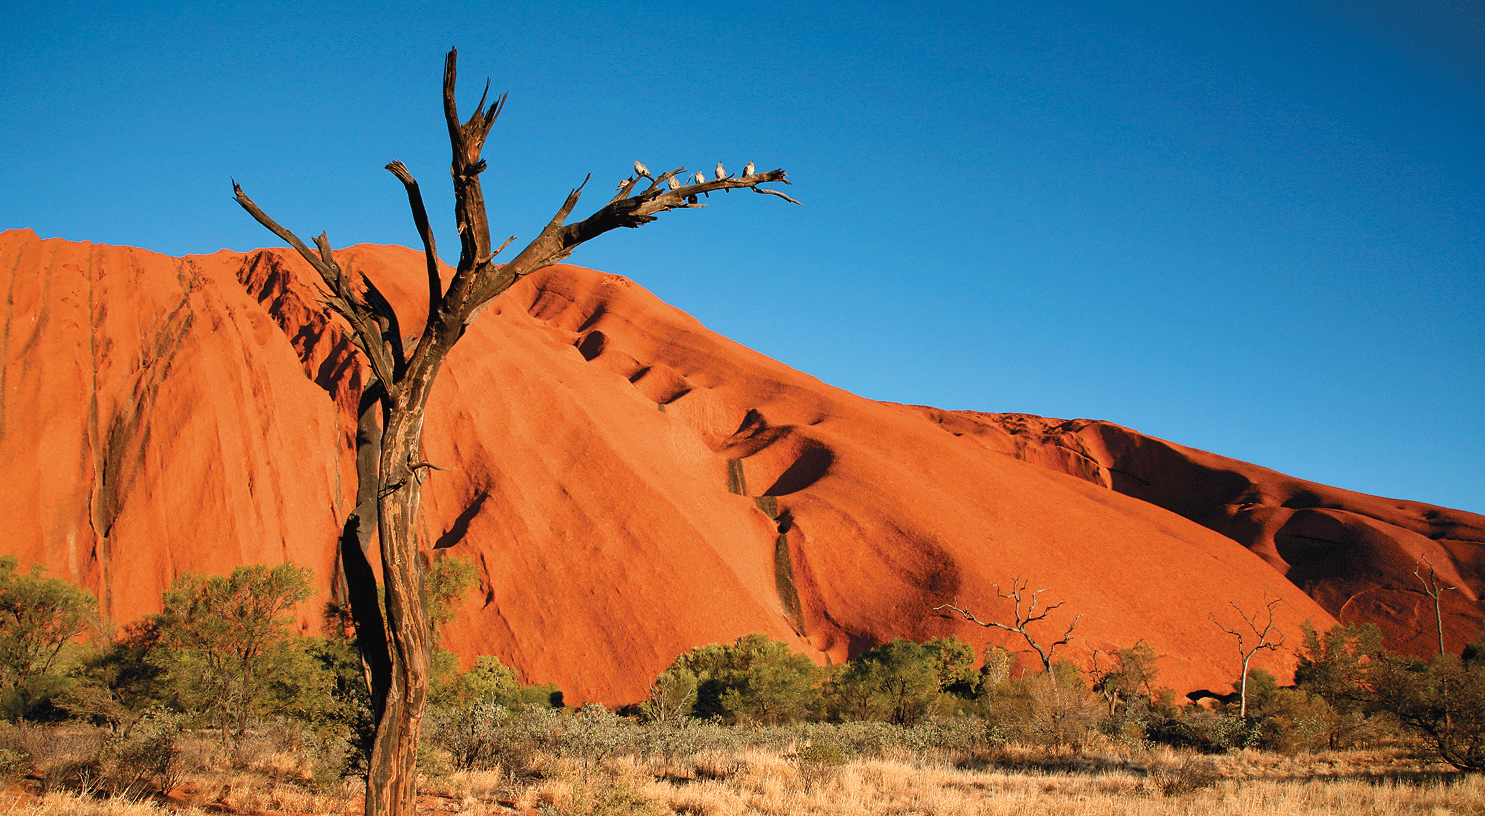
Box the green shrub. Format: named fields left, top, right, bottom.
left=1252, top=687, right=1339, bottom=754
left=151, top=563, right=313, bottom=742
left=663, top=634, right=823, bottom=724
left=0, top=557, right=102, bottom=721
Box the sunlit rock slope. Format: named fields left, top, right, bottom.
left=4, top=228, right=1479, bottom=704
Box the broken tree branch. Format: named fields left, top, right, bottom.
left=384, top=161, right=443, bottom=324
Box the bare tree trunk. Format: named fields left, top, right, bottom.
left=234, top=47, right=797, bottom=816
left=364, top=393, right=436, bottom=813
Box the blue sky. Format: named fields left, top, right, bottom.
left=3, top=1, right=1481, bottom=513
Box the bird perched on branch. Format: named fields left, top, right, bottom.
left=691, top=171, right=708, bottom=198
left=634, top=161, right=652, bottom=180
left=665, top=175, right=681, bottom=191
left=716, top=162, right=728, bottom=192
left=743, top=161, right=755, bottom=177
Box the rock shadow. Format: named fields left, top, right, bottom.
left=435, top=491, right=489, bottom=549
left=763, top=442, right=834, bottom=496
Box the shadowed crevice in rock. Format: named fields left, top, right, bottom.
left=577, top=330, right=605, bottom=361
left=764, top=444, right=834, bottom=496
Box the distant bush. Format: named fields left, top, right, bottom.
left=824, top=637, right=975, bottom=725
left=1146, top=708, right=1252, bottom=753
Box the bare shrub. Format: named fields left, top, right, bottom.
left=15, top=724, right=108, bottom=793
left=1145, top=754, right=1222, bottom=797
left=986, top=668, right=1102, bottom=749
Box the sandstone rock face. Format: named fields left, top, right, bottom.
left=5, top=228, right=1474, bottom=704
left=909, top=410, right=1485, bottom=658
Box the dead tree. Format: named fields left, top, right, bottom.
left=1414, top=555, right=1456, bottom=659
left=1414, top=555, right=1458, bottom=730
left=1210, top=591, right=1283, bottom=719
left=233, top=48, right=797, bottom=816
left=933, top=577, right=1083, bottom=674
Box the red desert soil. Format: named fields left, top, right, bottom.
left=2, top=228, right=1479, bottom=704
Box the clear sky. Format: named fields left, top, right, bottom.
left=3, top=1, right=1481, bottom=514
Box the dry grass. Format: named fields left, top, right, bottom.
left=0, top=789, right=206, bottom=815
left=3, top=741, right=1482, bottom=815
left=646, top=753, right=1485, bottom=816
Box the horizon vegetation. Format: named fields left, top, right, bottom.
left=2, top=556, right=1483, bottom=814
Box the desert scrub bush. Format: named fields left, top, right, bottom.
left=782, top=716, right=990, bottom=761
left=560, top=703, right=633, bottom=771
left=424, top=700, right=575, bottom=778
left=822, top=638, right=976, bottom=725
left=1144, top=754, right=1222, bottom=797
left=1147, top=707, right=1255, bottom=753
left=794, top=741, right=848, bottom=764
left=11, top=723, right=108, bottom=793
left=1252, top=687, right=1342, bottom=754
left=981, top=663, right=1103, bottom=749
left=424, top=701, right=509, bottom=770
left=793, top=741, right=848, bottom=791
left=534, top=768, right=666, bottom=816
left=102, top=708, right=186, bottom=795
left=631, top=717, right=710, bottom=766
left=0, top=556, right=103, bottom=722
left=663, top=634, right=824, bottom=724
left=151, top=563, right=313, bottom=744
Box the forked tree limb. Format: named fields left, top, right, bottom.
left=932, top=577, right=1083, bottom=673
left=232, top=182, right=401, bottom=394
left=1414, top=555, right=1456, bottom=658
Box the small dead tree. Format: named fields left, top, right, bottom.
left=1210, top=592, right=1283, bottom=719
left=1414, top=555, right=1458, bottom=730
left=1414, top=555, right=1456, bottom=659
left=233, top=48, right=797, bottom=816
left=933, top=577, right=1083, bottom=675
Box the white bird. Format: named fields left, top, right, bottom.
left=716, top=162, right=728, bottom=193
left=634, top=161, right=652, bottom=180
left=743, top=161, right=755, bottom=176
left=691, top=171, right=705, bottom=185
left=665, top=175, right=681, bottom=191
